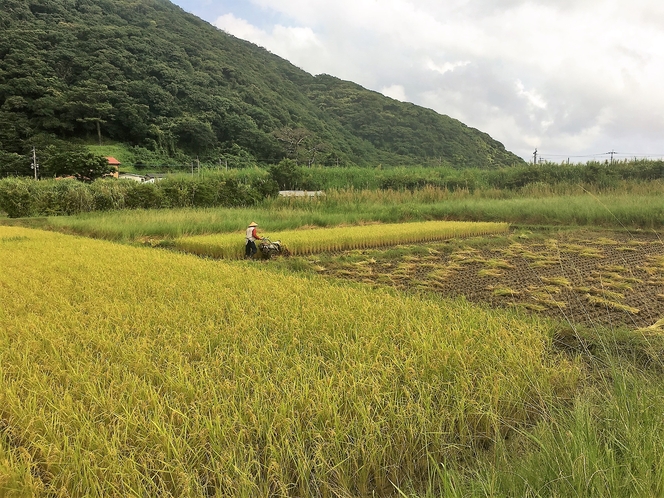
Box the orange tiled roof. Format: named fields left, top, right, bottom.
left=106, top=156, right=121, bottom=165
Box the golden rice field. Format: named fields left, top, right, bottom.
left=0, top=226, right=577, bottom=497
left=174, top=220, right=509, bottom=259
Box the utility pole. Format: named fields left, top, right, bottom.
left=31, top=146, right=39, bottom=180
left=606, top=150, right=616, bottom=164
left=533, top=148, right=538, bottom=165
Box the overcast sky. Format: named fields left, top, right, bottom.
left=171, top=0, right=664, bottom=163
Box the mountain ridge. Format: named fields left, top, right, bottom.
left=0, top=0, right=526, bottom=168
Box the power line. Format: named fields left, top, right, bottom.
left=538, top=152, right=664, bottom=157
left=532, top=151, right=664, bottom=162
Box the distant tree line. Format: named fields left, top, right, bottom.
left=0, top=174, right=278, bottom=218
left=3, top=158, right=663, bottom=218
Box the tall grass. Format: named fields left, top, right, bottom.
left=484, top=372, right=664, bottom=497
left=275, top=162, right=664, bottom=191
left=0, top=226, right=578, bottom=496
left=397, top=328, right=664, bottom=498
left=41, top=187, right=664, bottom=241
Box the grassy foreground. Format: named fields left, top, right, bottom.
left=0, top=226, right=577, bottom=497
left=174, top=221, right=509, bottom=259
left=405, top=326, right=664, bottom=498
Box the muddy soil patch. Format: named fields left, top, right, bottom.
left=310, top=229, right=664, bottom=329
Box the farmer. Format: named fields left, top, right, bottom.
left=245, top=221, right=262, bottom=258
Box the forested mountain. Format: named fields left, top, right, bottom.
left=0, top=0, right=525, bottom=168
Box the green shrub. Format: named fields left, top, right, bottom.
left=123, top=182, right=167, bottom=209
left=159, top=177, right=194, bottom=208
left=0, top=178, right=36, bottom=218
left=252, top=177, right=279, bottom=199
left=191, top=176, right=222, bottom=207
left=89, top=180, right=128, bottom=211
left=269, top=159, right=303, bottom=190
left=217, top=178, right=251, bottom=207
left=55, top=180, right=95, bottom=215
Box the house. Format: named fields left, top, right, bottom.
left=144, top=173, right=166, bottom=183
left=278, top=190, right=325, bottom=197
left=118, top=173, right=146, bottom=182
left=105, top=157, right=121, bottom=178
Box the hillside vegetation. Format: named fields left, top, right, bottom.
left=0, top=0, right=523, bottom=170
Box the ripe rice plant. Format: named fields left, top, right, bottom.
left=174, top=220, right=509, bottom=259
left=0, top=226, right=577, bottom=496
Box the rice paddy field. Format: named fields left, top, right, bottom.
left=0, top=226, right=579, bottom=496
left=2, top=185, right=664, bottom=497
left=304, top=229, right=664, bottom=330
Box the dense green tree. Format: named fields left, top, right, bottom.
left=171, top=117, right=217, bottom=156
left=269, top=159, right=303, bottom=190
left=37, top=141, right=113, bottom=180
left=0, top=149, right=29, bottom=177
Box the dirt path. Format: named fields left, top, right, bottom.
left=312, top=229, right=664, bottom=329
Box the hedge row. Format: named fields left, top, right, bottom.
left=0, top=176, right=279, bottom=218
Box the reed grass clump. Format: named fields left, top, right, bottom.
left=0, top=226, right=577, bottom=496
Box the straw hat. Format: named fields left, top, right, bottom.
left=248, top=222, right=258, bottom=227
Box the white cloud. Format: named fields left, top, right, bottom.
left=426, top=59, right=470, bottom=76
left=186, top=0, right=664, bottom=160
left=515, top=80, right=547, bottom=111
left=381, top=85, right=408, bottom=102
left=214, top=13, right=326, bottom=72
left=214, top=13, right=263, bottom=42
left=271, top=25, right=321, bottom=49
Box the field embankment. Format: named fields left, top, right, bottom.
left=0, top=226, right=577, bottom=496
